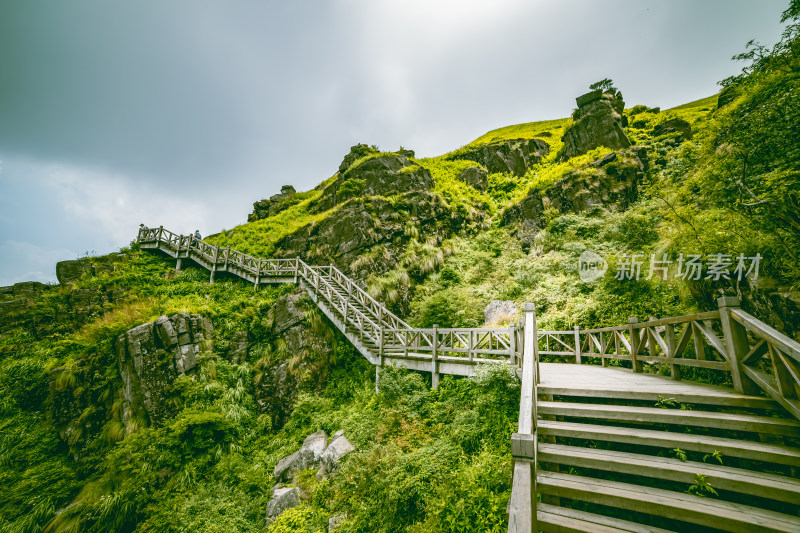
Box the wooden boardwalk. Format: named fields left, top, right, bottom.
left=138, top=226, right=800, bottom=532
left=538, top=363, right=780, bottom=408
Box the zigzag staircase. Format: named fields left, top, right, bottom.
left=138, top=226, right=800, bottom=532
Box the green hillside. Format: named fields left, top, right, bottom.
left=1, top=3, right=799, bottom=531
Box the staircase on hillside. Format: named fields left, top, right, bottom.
left=138, top=225, right=800, bottom=532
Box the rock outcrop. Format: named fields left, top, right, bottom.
left=266, top=486, right=305, bottom=522
left=248, top=185, right=299, bottom=222
left=317, top=429, right=355, bottom=478
left=652, top=117, right=693, bottom=141
left=503, top=146, right=648, bottom=242
left=270, top=428, right=355, bottom=521
left=484, top=300, right=518, bottom=325
left=316, top=153, right=433, bottom=212
left=448, top=138, right=550, bottom=176
left=56, top=259, right=93, bottom=285
left=255, top=291, right=333, bottom=427
left=562, top=89, right=631, bottom=159
left=276, top=191, right=468, bottom=280
left=457, top=166, right=489, bottom=191
left=115, top=313, right=212, bottom=425
left=547, top=146, right=647, bottom=213
left=338, top=143, right=379, bottom=173
left=274, top=430, right=328, bottom=482
left=0, top=281, right=49, bottom=332
left=228, top=331, right=249, bottom=364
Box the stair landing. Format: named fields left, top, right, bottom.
left=538, top=362, right=778, bottom=409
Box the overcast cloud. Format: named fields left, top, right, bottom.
left=0, top=0, right=788, bottom=285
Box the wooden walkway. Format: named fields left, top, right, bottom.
left=138, top=226, right=800, bottom=532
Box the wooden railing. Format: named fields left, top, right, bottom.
left=508, top=304, right=538, bottom=533
left=137, top=226, right=521, bottom=377
left=536, top=296, right=800, bottom=420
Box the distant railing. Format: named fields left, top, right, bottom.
left=137, top=225, right=523, bottom=373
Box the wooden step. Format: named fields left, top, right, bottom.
left=537, top=503, right=676, bottom=533
left=538, top=385, right=779, bottom=411
left=538, top=420, right=800, bottom=467
left=537, top=471, right=800, bottom=533
left=538, top=443, right=800, bottom=504
left=538, top=401, right=800, bottom=437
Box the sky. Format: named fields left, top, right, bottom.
left=0, top=0, right=790, bottom=286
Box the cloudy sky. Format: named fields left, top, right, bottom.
left=0, top=0, right=788, bottom=285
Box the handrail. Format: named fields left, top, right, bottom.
left=508, top=303, right=538, bottom=532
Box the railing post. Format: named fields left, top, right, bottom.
left=314, top=269, right=320, bottom=293
left=510, top=324, right=517, bottom=365
left=666, top=323, right=680, bottom=380
left=209, top=244, right=219, bottom=283
left=157, top=225, right=164, bottom=248
left=628, top=317, right=642, bottom=372
left=431, top=324, right=439, bottom=389
left=469, top=330, right=474, bottom=363
left=718, top=296, right=760, bottom=395
left=574, top=325, right=581, bottom=364
left=293, top=257, right=299, bottom=283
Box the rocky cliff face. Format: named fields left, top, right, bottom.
left=0, top=281, right=49, bottom=333
left=448, top=138, right=550, bottom=176
left=256, top=290, right=333, bottom=427
left=503, top=146, right=648, bottom=243
left=315, top=153, right=434, bottom=212
left=277, top=191, right=470, bottom=280
left=562, top=89, right=631, bottom=159
left=115, top=313, right=212, bottom=425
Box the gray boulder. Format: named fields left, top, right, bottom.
left=115, top=313, right=212, bottom=425
left=56, top=259, right=93, bottom=285
left=562, top=90, right=631, bottom=159
left=318, top=430, right=355, bottom=477
left=329, top=514, right=346, bottom=531
left=274, top=430, right=328, bottom=481
left=266, top=486, right=305, bottom=522
left=458, top=167, right=488, bottom=191
left=273, top=450, right=301, bottom=482
left=484, top=300, right=519, bottom=325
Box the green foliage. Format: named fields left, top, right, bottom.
left=672, top=448, right=688, bottom=462
left=687, top=473, right=718, bottom=498
left=590, top=78, right=616, bottom=93
left=267, top=506, right=324, bottom=533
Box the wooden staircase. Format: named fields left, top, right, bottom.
left=534, top=378, right=800, bottom=532
left=138, top=225, right=800, bottom=532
